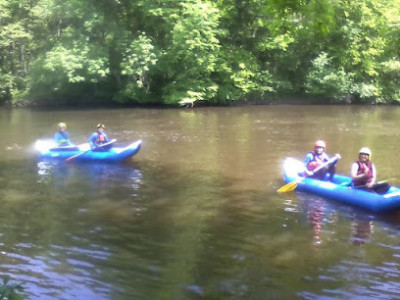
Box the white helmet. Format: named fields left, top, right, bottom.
left=359, top=147, right=372, bottom=156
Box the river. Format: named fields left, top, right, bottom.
left=1, top=105, right=400, bottom=299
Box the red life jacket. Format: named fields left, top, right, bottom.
left=307, top=151, right=329, bottom=171
left=96, top=132, right=106, bottom=143
left=354, top=161, right=374, bottom=185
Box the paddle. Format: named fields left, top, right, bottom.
left=277, top=154, right=341, bottom=193
left=66, top=139, right=116, bottom=162
left=50, top=144, right=82, bottom=151
left=354, top=181, right=390, bottom=194
left=57, top=145, right=77, bottom=149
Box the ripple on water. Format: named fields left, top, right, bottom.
left=0, top=243, right=114, bottom=300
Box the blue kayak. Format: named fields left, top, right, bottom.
left=36, top=140, right=142, bottom=162
left=283, top=158, right=400, bottom=212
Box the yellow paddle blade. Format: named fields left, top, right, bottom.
left=277, top=181, right=298, bottom=193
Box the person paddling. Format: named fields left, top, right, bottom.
left=88, top=123, right=113, bottom=151
left=350, top=147, right=390, bottom=194
left=54, top=122, right=73, bottom=147
left=304, top=140, right=340, bottom=181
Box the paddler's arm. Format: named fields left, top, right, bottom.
left=331, top=153, right=341, bottom=163
left=303, top=153, right=314, bottom=176
left=88, top=133, right=97, bottom=149
left=350, top=162, right=363, bottom=181
left=368, top=164, right=377, bottom=187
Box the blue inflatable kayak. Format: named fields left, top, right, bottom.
left=35, top=139, right=142, bottom=162
left=282, top=158, right=400, bottom=212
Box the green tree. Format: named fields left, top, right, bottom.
left=2, top=0, right=400, bottom=105
left=116, top=32, right=158, bottom=103
left=161, top=0, right=221, bottom=105
left=305, top=52, right=351, bottom=101
left=0, top=0, right=33, bottom=104
left=326, top=0, right=392, bottom=102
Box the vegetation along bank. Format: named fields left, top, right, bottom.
left=1, top=0, right=400, bottom=107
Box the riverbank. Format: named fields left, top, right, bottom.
left=2, top=96, right=399, bottom=109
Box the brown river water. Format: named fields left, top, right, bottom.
left=1, top=105, right=400, bottom=299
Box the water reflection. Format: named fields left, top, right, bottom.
left=0, top=243, right=113, bottom=300
left=350, top=216, right=373, bottom=247
left=29, top=160, right=144, bottom=298
left=37, top=160, right=143, bottom=193
left=285, top=192, right=379, bottom=249
left=4, top=106, right=400, bottom=299
left=37, top=160, right=73, bottom=187
left=36, top=160, right=145, bottom=220
left=286, top=191, right=400, bottom=299
left=289, top=193, right=339, bottom=248
left=308, top=199, right=325, bottom=246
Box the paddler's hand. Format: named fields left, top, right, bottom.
left=305, top=169, right=314, bottom=176
left=335, top=154, right=341, bottom=160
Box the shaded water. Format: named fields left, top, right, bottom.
left=1, top=106, right=400, bottom=299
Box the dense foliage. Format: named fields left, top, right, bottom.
left=1, top=0, right=400, bottom=106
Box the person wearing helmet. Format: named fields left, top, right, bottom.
left=54, top=122, right=73, bottom=147
left=88, top=123, right=112, bottom=151
left=304, top=140, right=339, bottom=181
left=350, top=147, right=390, bottom=194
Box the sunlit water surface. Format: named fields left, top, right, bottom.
left=1, top=106, right=400, bottom=299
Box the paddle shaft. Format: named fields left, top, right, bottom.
left=50, top=143, right=89, bottom=151
left=354, top=180, right=388, bottom=189
left=58, top=143, right=89, bottom=149
left=66, top=139, right=116, bottom=162
left=354, top=181, right=390, bottom=195
left=309, top=154, right=340, bottom=175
